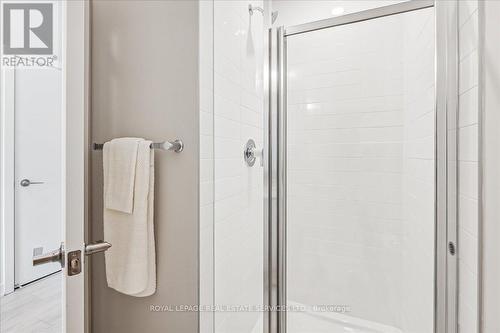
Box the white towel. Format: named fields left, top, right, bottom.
left=103, top=138, right=156, bottom=297
left=104, top=137, right=141, bottom=213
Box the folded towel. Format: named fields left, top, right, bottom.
left=103, top=139, right=156, bottom=297
left=104, top=137, right=142, bottom=213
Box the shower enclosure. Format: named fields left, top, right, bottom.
left=264, top=1, right=458, bottom=333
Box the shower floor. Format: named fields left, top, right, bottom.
left=286, top=302, right=402, bottom=333
left=287, top=312, right=401, bottom=333
left=250, top=301, right=402, bottom=333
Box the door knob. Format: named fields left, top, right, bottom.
left=20, top=179, right=44, bottom=187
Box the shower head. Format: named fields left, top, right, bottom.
left=248, top=4, right=264, bottom=16
left=248, top=4, right=279, bottom=24
left=271, top=11, right=279, bottom=24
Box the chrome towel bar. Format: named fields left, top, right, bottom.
left=93, top=139, right=184, bottom=153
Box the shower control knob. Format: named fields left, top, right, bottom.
left=244, top=139, right=263, bottom=167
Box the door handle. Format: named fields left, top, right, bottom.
left=20, top=179, right=45, bottom=187
left=66, top=241, right=111, bottom=276
left=33, top=241, right=112, bottom=277
left=85, top=241, right=112, bottom=256
left=33, top=243, right=64, bottom=266
left=32, top=241, right=111, bottom=264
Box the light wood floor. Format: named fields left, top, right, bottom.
left=0, top=272, right=62, bottom=333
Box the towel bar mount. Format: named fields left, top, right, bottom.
left=93, top=139, right=183, bottom=153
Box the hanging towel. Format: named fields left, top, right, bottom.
left=104, top=137, right=141, bottom=213
left=103, top=138, right=156, bottom=297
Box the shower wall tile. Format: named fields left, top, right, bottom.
left=459, top=0, right=478, bottom=27
left=459, top=87, right=479, bottom=127
left=204, top=1, right=266, bottom=332
left=459, top=195, right=479, bottom=237
left=459, top=50, right=479, bottom=94
left=199, top=1, right=214, bottom=332
left=400, top=9, right=436, bottom=333
left=200, top=2, right=480, bottom=333
left=286, top=8, right=435, bottom=332
left=459, top=10, right=479, bottom=59
left=459, top=125, right=479, bottom=162
left=458, top=1, right=479, bottom=332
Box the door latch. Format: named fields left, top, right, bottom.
left=67, top=250, right=82, bottom=276
left=67, top=241, right=112, bottom=276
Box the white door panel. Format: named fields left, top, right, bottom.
left=14, top=68, right=63, bottom=286
left=63, top=1, right=88, bottom=331
left=1, top=0, right=88, bottom=331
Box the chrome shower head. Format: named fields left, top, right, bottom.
left=271, top=11, right=278, bottom=23
left=248, top=4, right=264, bottom=16
left=248, top=4, right=278, bottom=24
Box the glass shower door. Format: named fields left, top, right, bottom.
left=283, top=6, right=437, bottom=333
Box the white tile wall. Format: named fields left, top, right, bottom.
left=286, top=8, right=435, bottom=332
left=199, top=1, right=214, bottom=332
left=213, top=2, right=265, bottom=331
left=400, top=8, right=435, bottom=333
left=200, top=1, right=265, bottom=333
left=481, top=2, right=500, bottom=330
left=200, top=2, right=479, bottom=333
left=458, top=1, right=479, bottom=332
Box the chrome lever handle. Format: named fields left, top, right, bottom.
left=33, top=243, right=64, bottom=266
left=20, top=179, right=45, bottom=187
left=85, top=241, right=111, bottom=256
left=32, top=241, right=111, bottom=270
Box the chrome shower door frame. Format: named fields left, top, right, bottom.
left=264, top=1, right=458, bottom=333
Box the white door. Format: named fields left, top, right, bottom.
left=62, top=1, right=88, bottom=331
left=34, top=1, right=91, bottom=331
left=1, top=0, right=91, bottom=331
left=14, top=67, right=63, bottom=286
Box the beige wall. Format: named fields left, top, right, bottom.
left=90, top=1, right=199, bottom=332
